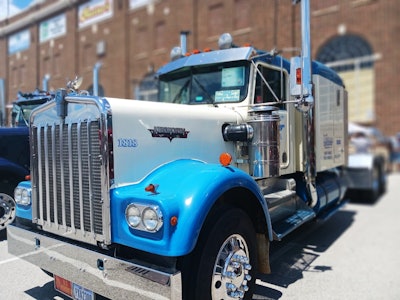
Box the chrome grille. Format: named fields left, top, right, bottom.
left=31, top=111, right=109, bottom=245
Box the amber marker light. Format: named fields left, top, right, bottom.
left=296, top=68, right=302, bottom=84
left=25, top=175, right=31, bottom=181
left=170, top=216, right=178, bottom=227
left=145, top=183, right=158, bottom=194
left=219, top=152, right=232, bottom=167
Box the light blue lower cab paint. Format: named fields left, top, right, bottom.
left=111, top=159, right=270, bottom=257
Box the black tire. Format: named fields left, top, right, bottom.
left=365, top=163, right=380, bottom=203
left=181, top=208, right=258, bottom=300
left=378, top=162, right=386, bottom=195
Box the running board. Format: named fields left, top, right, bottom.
left=272, top=200, right=316, bottom=241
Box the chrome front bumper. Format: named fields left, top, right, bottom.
left=7, top=225, right=182, bottom=300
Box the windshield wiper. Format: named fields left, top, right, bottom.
left=172, top=79, right=190, bottom=103
left=192, top=76, right=214, bottom=104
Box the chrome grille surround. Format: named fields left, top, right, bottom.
left=30, top=93, right=112, bottom=246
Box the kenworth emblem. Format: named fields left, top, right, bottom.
left=149, top=126, right=189, bottom=142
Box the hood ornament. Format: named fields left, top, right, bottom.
left=66, top=76, right=83, bottom=92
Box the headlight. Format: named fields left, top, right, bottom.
left=125, top=203, right=163, bottom=232
left=14, top=187, right=31, bottom=206
left=14, top=188, right=22, bottom=203
left=143, top=206, right=163, bottom=231
left=125, top=204, right=141, bottom=228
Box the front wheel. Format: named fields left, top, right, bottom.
left=183, top=208, right=258, bottom=300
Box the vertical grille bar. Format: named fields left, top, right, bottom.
left=51, top=124, right=58, bottom=226
left=86, top=120, right=95, bottom=234
left=68, top=123, right=75, bottom=231
left=37, top=126, right=44, bottom=223
left=44, top=126, right=51, bottom=224
left=77, top=122, right=84, bottom=235
left=59, top=123, right=66, bottom=228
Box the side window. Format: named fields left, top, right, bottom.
left=255, top=65, right=286, bottom=105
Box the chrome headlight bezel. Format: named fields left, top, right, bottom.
left=125, top=203, right=164, bottom=233
left=14, top=187, right=31, bottom=206
left=142, top=206, right=163, bottom=232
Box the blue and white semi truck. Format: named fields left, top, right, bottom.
left=8, top=1, right=361, bottom=299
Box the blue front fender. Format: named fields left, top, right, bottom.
left=111, top=159, right=270, bottom=257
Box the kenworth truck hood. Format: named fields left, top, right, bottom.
left=107, top=98, right=241, bottom=186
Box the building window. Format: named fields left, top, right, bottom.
left=11, top=67, right=18, bottom=88
left=317, top=34, right=374, bottom=72
left=136, top=27, right=148, bottom=54
left=54, top=53, right=61, bottom=76
left=155, top=21, right=166, bottom=50
left=20, top=65, right=26, bottom=88
left=234, top=0, right=250, bottom=30
left=83, top=44, right=94, bottom=68
left=317, top=34, right=376, bottom=123
left=208, top=3, right=224, bottom=37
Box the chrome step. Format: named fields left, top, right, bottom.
left=272, top=199, right=316, bottom=241
left=259, top=178, right=316, bottom=241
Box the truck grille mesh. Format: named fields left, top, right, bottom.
left=32, top=120, right=104, bottom=240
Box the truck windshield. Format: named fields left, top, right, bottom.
left=158, top=61, right=250, bottom=104
left=11, top=99, right=51, bottom=127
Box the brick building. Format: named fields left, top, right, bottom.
left=0, top=0, right=399, bottom=135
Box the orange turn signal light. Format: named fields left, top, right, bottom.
left=219, top=152, right=232, bottom=167
left=170, top=216, right=178, bottom=227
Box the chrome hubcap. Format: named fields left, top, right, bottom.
left=211, top=234, right=252, bottom=299
left=0, top=193, right=16, bottom=230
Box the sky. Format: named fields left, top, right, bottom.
left=0, top=0, right=43, bottom=20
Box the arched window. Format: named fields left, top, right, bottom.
left=316, top=34, right=376, bottom=123
left=316, top=34, right=373, bottom=72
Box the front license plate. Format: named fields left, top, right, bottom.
left=72, top=283, right=95, bottom=300
left=54, top=275, right=95, bottom=300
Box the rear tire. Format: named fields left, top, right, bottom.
left=181, top=208, right=258, bottom=300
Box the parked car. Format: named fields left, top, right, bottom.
left=346, top=122, right=390, bottom=202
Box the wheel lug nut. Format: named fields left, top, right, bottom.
left=244, top=263, right=252, bottom=270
